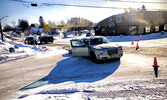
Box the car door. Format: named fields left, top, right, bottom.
left=71, top=40, right=89, bottom=57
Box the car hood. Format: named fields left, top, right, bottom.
left=91, top=43, right=119, bottom=50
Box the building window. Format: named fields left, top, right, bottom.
left=154, top=13, right=162, bottom=19
left=138, top=26, right=144, bottom=34
left=145, top=26, right=150, bottom=33
left=164, top=24, right=167, bottom=30
left=155, top=26, right=159, bottom=32
left=109, top=22, right=115, bottom=27
left=102, top=28, right=105, bottom=32
left=129, top=26, right=137, bottom=34
left=116, top=16, right=122, bottom=23
left=109, top=18, right=112, bottom=22
left=129, top=15, right=135, bottom=22
left=112, top=30, right=116, bottom=33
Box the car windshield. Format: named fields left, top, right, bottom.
left=102, top=37, right=110, bottom=43
left=90, top=37, right=110, bottom=45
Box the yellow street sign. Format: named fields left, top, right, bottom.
left=44, top=24, right=49, bottom=33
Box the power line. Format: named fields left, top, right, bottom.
left=10, top=0, right=125, bottom=9
left=10, top=0, right=167, bottom=10
left=40, top=3, right=125, bottom=9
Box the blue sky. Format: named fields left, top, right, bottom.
left=0, top=0, right=167, bottom=26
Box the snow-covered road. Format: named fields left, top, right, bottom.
left=0, top=33, right=167, bottom=100
left=16, top=46, right=167, bottom=100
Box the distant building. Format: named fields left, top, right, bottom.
left=92, top=5, right=167, bottom=36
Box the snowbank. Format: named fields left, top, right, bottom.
left=18, top=78, right=166, bottom=100
left=0, top=42, right=47, bottom=63
left=106, top=32, right=167, bottom=42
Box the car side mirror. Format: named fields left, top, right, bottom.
left=82, top=43, right=87, bottom=47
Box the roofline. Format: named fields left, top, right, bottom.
left=91, top=10, right=166, bottom=28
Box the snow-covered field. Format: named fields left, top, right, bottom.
left=0, top=32, right=167, bottom=100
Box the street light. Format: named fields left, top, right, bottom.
left=0, top=16, right=8, bottom=42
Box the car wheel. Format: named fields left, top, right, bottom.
left=40, top=41, right=42, bottom=45
left=90, top=52, right=99, bottom=64
left=35, top=41, right=37, bottom=45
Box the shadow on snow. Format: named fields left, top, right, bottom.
left=20, top=54, right=120, bottom=90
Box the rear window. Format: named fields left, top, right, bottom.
left=89, top=37, right=110, bottom=45
left=27, top=37, right=34, bottom=40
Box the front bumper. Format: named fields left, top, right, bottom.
left=96, top=51, right=123, bottom=60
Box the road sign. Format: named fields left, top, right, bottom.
left=44, top=24, right=49, bottom=33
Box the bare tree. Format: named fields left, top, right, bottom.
left=11, top=20, right=16, bottom=28
left=52, top=21, right=56, bottom=26
left=39, top=16, right=44, bottom=27
left=48, top=20, right=53, bottom=26
left=18, top=19, right=29, bottom=32
left=60, top=20, right=65, bottom=25
left=3, top=24, right=14, bottom=32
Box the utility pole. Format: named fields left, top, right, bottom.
left=0, top=16, right=8, bottom=42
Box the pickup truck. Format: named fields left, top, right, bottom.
left=70, top=36, right=123, bottom=63
left=39, top=35, right=54, bottom=44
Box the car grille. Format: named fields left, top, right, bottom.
left=107, top=48, right=118, bottom=55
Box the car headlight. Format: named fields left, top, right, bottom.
left=96, top=50, right=107, bottom=55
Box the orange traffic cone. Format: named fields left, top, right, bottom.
left=136, top=43, right=139, bottom=50
left=139, top=37, right=142, bottom=40
left=137, top=39, right=139, bottom=42
left=152, top=57, right=159, bottom=78
left=131, top=40, right=134, bottom=45
left=153, top=57, right=158, bottom=66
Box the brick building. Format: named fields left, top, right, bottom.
left=93, top=5, right=167, bottom=36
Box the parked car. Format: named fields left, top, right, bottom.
left=86, top=32, right=93, bottom=37
left=70, top=36, right=123, bottom=63
left=24, top=37, right=37, bottom=45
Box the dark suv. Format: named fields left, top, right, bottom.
left=24, top=37, right=37, bottom=45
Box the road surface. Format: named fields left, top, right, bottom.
left=0, top=38, right=167, bottom=100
